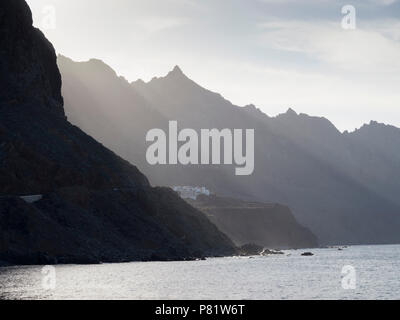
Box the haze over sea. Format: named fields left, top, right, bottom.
left=1, top=245, right=399, bottom=300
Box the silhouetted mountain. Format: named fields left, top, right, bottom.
left=59, top=57, right=400, bottom=246
left=345, top=121, right=400, bottom=206
left=59, top=56, right=320, bottom=248
left=0, top=0, right=64, bottom=118
left=0, top=0, right=236, bottom=266
left=187, top=195, right=318, bottom=249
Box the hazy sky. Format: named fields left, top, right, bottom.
left=26, top=0, right=400, bottom=131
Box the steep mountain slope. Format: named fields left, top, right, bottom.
left=59, top=57, right=400, bottom=245
left=0, top=0, right=236, bottom=265
left=59, top=56, right=320, bottom=248
left=187, top=195, right=318, bottom=249
left=345, top=121, right=400, bottom=206
left=267, top=111, right=400, bottom=209
left=59, top=56, right=167, bottom=166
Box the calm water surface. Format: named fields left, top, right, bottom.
left=1, top=245, right=399, bottom=300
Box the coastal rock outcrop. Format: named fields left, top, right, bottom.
left=188, top=195, right=318, bottom=249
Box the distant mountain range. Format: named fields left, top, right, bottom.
left=0, top=0, right=236, bottom=265
left=59, top=55, right=400, bottom=246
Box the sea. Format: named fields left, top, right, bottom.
left=0, top=245, right=399, bottom=300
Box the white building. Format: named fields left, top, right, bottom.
left=172, top=186, right=210, bottom=200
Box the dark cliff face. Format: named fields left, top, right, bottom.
left=0, top=187, right=235, bottom=265
left=188, top=195, right=318, bottom=249
left=0, top=0, right=236, bottom=265
left=0, top=0, right=149, bottom=194
left=0, top=0, right=63, bottom=116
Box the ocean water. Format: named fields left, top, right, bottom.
left=0, top=245, right=399, bottom=300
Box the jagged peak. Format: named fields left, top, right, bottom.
left=243, top=104, right=270, bottom=118
left=172, top=65, right=183, bottom=74
left=286, top=107, right=298, bottom=116
left=274, top=108, right=341, bottom=133
left=166, top=65, right=187, bottom=79
left=143, top=65, right=192, bottom=86
left=353, top=120, right=398, bottom=132
left=357, top=120, right=385, bottom=131
left=275, top=108, right=298, bottom=119
left=244, top=103, right=260, bottom=112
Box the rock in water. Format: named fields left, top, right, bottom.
left=301, top=252, right=314, bottom=256
left=238, top=243, right=264, bottom=256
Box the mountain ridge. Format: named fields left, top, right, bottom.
left=59, top=57, right=400, bottom=246
left=0, top=0, right=236, bottom=265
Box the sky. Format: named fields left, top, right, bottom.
left=26, top=0, right=400, bottom=132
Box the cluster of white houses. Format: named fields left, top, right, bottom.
left=172, top=186, right=211, bottom=200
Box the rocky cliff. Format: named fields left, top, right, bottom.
left=188, top=195, right=318, bottom=249
left=0, top=0, right=64, bottom=116
left=0, top=0, right=236, bottom=265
